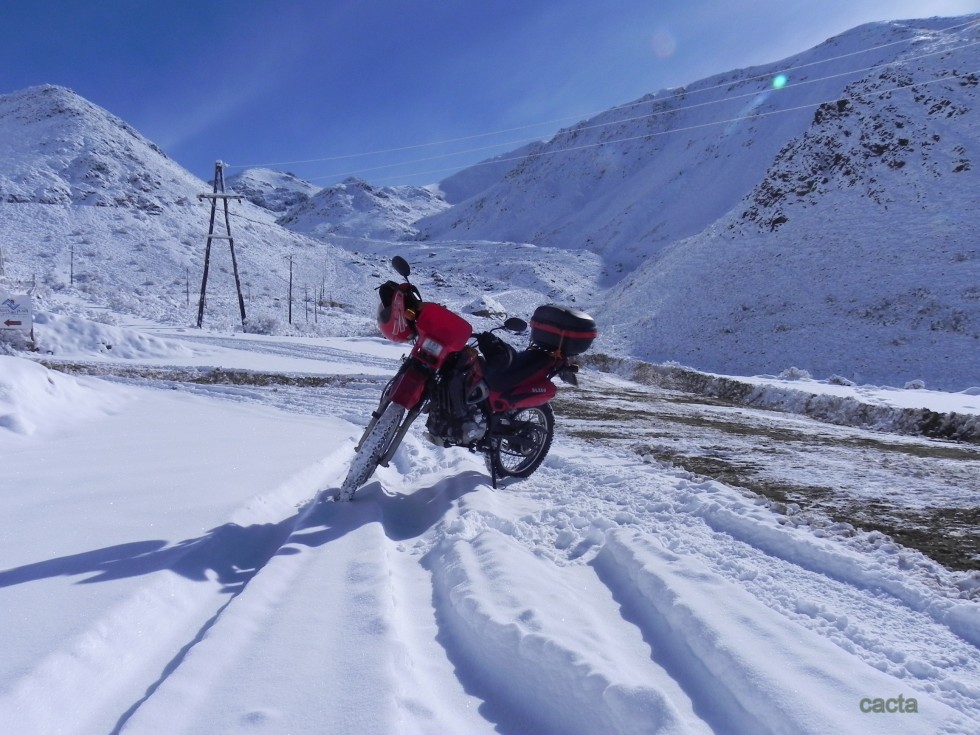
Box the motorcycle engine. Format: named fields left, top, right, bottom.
left=426, top=365, right=488, bottom=446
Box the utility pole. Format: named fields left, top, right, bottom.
left=70, top=244, right=74, bottom=285
left=197, top=160, right=247, bottom=331
left=285, top=255, right=294, bottom=324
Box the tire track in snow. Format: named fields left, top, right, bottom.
left=116, top=500, right=405, bottom=734
left=423, top=529, right=714, bottom=735
left=524, top=442, right=980, bottom=724
left=693, top=496, right=980, bottom=647
left=345, top=443, right=717, bottom=734
left=119, top=475, right=497, bottom=735
left=388, top=429, right=980, bottom=730
left=592, top=530, right=974, bottom=735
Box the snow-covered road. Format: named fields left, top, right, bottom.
left=1, top=327, right=978, bottom=734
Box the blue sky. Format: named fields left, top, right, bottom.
left=2, top=0, right=978, bottom=186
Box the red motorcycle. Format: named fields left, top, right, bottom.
left=337, top=255, right=597, bottom=501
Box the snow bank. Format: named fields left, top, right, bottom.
left=585, top=355, right=980, bottom=442
left=0, top=356, right=129, bottom=436
left=32, top=312, right=203, bottom=360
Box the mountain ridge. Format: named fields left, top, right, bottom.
left=1, top=14, right=978, bottom=390
left=416, top=15, right=980, bottom=276
left=0, top=84, right=196, bottom=213
left=276, top=176, right=449, bottom=240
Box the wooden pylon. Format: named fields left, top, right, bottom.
left=197, top=161, right=247, bottom=330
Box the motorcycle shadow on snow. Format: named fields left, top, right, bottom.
left=0, top=472, right=492, bottom=594
left=0, top=520, right=303, bottom=594
left=291, top=469, right=490, bottom=551
left=355, top=470, right=488, bottom=542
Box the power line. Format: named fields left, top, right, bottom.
left=223, top=17, right=980, bottom=179
left=300, top=39, right=980, bottom=184
left=359, top=66, right=980, bottom=184
left=217, top=62, right=980, bottom=194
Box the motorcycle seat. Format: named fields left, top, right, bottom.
left=482, top=348, right=554, bottom=392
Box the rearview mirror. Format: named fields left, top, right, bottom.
left=503, top=317, right=528, bottom=333
left=392, top=255, right=411, bottom=279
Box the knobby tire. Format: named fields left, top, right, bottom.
left=487, top=403, right=555, bottom=480
left=338, top=403, right=405, bottom=501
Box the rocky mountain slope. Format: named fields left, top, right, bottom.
left=417, top=17, right=979, bottom=278
left=0, top=85, right=372, bottom=333
left=226, top=168, right=320, bottom=213
left=414, top=15, right=980, bottom=389
left=276, top=176, right=448, bottom=240
left=595, top=17, right=980, bottom=389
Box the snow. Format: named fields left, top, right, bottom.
left=1, top=318, right=978, bottom=734
left=2, top=12, right=980, bottom=734
left=277, top=177, right=449, bottom=241
left=415, top=15, right=980, bottom=391
left=225, top=168, right=319, bottom=213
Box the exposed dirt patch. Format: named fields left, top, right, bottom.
left=557, top=386, right=980, bottom=571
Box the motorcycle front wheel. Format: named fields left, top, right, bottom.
left=486, top=403, right=555, bottom=479
left=338, top=402, right=406, bottom=501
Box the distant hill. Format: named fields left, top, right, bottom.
left=0, top=84, right=200, bottom=213
left=0, top=85, right=372, bottom=333
left=277, top=177, right=449, bottom=240
left=226, top=168, right=320, bottom=213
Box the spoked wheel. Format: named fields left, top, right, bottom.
left=486, top=403, right=555, bottom=479
left=338, top=402, right=406, bottom=501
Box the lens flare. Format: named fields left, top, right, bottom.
left=651, top=30, right=677, bottom=59
left=772, top=74, right=789, bottom=90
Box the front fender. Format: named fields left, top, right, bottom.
left=389, top=359, right=431, bottom=409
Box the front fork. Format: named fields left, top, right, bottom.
left=378, top=402, right=423, bottom=467
left=356, top=360, right=428, bottom=466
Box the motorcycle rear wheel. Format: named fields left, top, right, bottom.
left=338, top=403, right=406, bottom=501
left=487, top=403, right=555, bottom=479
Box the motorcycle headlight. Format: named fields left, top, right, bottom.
left=419, top=337, right=445, bottom=359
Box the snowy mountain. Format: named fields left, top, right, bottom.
left=225, top=167, right=320, bottom=213
left=0, top=84, right=197, bottom=213
left=2, top=15, right=979, bottom=392
left=0, top=85, right=375, bottom=333
left=597, top=17, right=980, bottom=390
left=0, top=85, right=593, bottom=353
left=277, top=176, right=449, bottom=240
left=418, top=17, right=980, bottom=276
left=417, top=15, right=980, bottom=390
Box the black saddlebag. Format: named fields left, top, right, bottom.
left=530, top=305, right=597, bottom=356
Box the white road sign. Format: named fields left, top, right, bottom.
left=0, top=293, right=33, bottom=331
